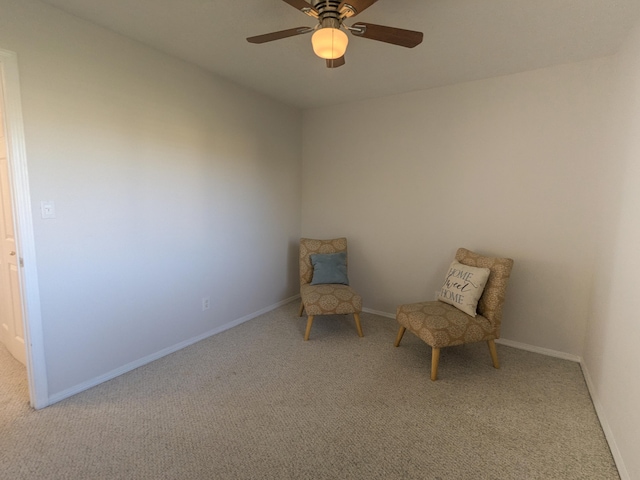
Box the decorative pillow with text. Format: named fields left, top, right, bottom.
left=438, top=261, right=490, bottom=317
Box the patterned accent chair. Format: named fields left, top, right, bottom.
left=299, top=238, right=363, bottom=341
left=395, top=248, right=514, bottom=380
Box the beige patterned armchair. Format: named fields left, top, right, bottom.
left=299, top=238, right=363, bottom=341
left=395, top=248, right=514, bottom=380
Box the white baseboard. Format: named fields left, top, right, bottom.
left=362, top=308, right=583, bottom=363
left=580, top=362, right=629, bottom=480
left=495, top=338, right=582, bottom=363
left=48, top=295, right=300, bottom=406
left=361, top=310, right=580, bottom=360
left=361, top=307, right=395, bottom=319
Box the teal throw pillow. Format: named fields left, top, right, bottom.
left=310, top=252, right=349, bottom=285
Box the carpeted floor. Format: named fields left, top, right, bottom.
left=0, top=302, right=619, bottom=479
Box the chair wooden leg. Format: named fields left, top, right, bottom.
left=431, top=347, right=440, bottom=381
left=353, top=313, right=364, bottom=337
left=488, top=340, right=500, bottom=369
left=394, top=326, right=406, bottom=347
left=304, top=315, right=314, bottom=341
left=298, top=301, right=305, bottom=317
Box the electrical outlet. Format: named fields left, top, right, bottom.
left=202, top=296, right=210, bottom=311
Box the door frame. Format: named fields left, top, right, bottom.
left=0, top=48, right=48, bottom=409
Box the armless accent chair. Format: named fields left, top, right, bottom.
left=395, top=248, right=514, bottom=380
left=299, top=238, right=364, bottom=341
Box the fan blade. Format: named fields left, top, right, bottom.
left=350, top=22, right=423, bottom=48
left=326, top=56, right=346, bottom=68
left=247, top=27, right=314, bottom=44
left=339, top=0, right=378, bottom=17
left=281, top=0, right=319, bottom=18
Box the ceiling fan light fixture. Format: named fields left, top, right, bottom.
left=311, top=27, right=348, bottom=60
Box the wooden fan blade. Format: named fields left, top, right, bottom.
left=351, top=22, right=423, bottom=48
left=281, top=0, right=319, bottom=17
left=247, top=27, right=314, bottom=44
left=339, top=0, right=378, bottom=17
left=326, top=56, right=346, bottom=68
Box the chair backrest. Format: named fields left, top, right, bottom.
left=455, top=248, right=514, bottom=336
left=299, top=238, right=348, bottom=286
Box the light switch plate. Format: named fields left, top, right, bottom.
left=41, top=200, right=56, bottom=219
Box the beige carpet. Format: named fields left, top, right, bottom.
left=0, top=302, right=618, bottom=479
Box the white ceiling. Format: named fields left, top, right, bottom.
left=39, top=0, right=640, bottom=109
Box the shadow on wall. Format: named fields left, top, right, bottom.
left=500, top=257, right=591, bottom=353
left=289, top=238, right=301, bottom=293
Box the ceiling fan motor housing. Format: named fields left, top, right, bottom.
left=312, top=0, right=345, bottom=27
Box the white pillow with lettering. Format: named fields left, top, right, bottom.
left=438, top=261, right=490, bottom=317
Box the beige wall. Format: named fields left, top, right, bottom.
left=302, top=51, right=640, bottom=476
left=2, top=0, right=637, bottom=474
left=302, top=58, right=613, bottom=356
left=0, top=0, right=302, bottom=397
left=583, top=20, right=640, bottom=480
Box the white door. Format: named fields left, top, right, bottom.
left=0, top=99, right=25, bottom=365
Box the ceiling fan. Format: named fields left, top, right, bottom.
left=247, top=0, right=423, bottom=68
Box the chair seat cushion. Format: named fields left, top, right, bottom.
left=396, top=301, right=496, bottom=348
left=301, top=283, right=362, bottom=316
